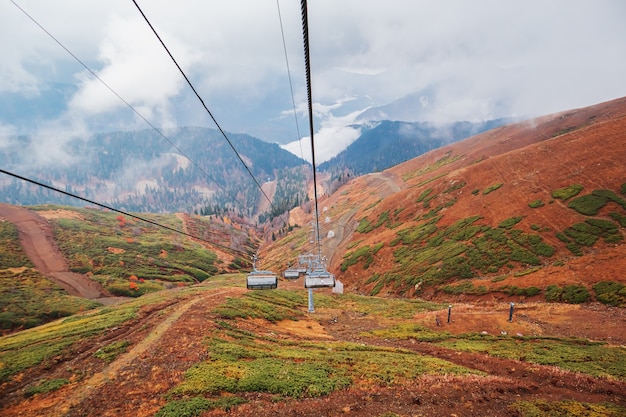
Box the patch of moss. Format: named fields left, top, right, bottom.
left=498, top=216, right=523, bottom=229
left=155, top=396, right=246, bottom=417
left=510, top=400, right=626, bottom=417
left=593, top=281, right=626, bottom=307
left=483, top=183, right=503, bottom=195
left=544, top=284, right=590, bottom=304
left=24, top=378, right=70, bottom=397
left=552, top=184, right=583, bottom=201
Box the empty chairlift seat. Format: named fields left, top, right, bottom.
left=283, top=268, right=300, bottom=280
left=246, top=269, right=278, bottom=290
left=304, top=267, right=335, bottom=289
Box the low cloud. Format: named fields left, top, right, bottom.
left=68, top=15, right=199, bottom=123
left=1, top=0, right=625, bottom=165
left=282, top=100, right=364, bottom=163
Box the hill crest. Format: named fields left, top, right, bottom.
left=263, top=96, right=626, bottom=301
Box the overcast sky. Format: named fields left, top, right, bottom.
left=1, top=0, right=625, bottom=163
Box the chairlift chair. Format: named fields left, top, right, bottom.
left=283, top=268, right=300, bottom=280
left=246, top=255, right=277, bottom=290
left=246, top=269, right=278, bottom=290
left=304, top=266, right=335, bottom=289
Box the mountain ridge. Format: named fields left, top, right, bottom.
left=1, top=97, right=625, bottom=416
left=263, top=96, right=626, bottom=301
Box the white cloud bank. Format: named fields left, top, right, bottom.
left=1, top=0, right=625, bottom=163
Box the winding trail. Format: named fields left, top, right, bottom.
left=0, top=203, right=108, bottom=299
left=54, top=296, right=204, bottom=416
left=326, top=171, right=403, bottom=270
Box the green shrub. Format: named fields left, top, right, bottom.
left=585, top=218, right=618, bottom=233
left=609, top=212, right=626, bottom=227
left=356, top=218, right=374, bottom=233
left=483, top=183, right=503, bottom=195
left=94, top=340, right=130, bottom=362
left=441, top=282, right=487, bottom=295
left=605, top=234, right=624, bottom=243
left=568, top=194, right=608, bottom=216
left=544, top=285, right=563, bottom=302
left=555, top=232, right=570, bottom=243
left=563, top=226, right=598, bottom=246
left=561, top=285, right=590, bottom=304
left=565, top=242, right=583, bottom=256
left=498, top=216, right=523, bottom=229
left=593, top=281, right=626, bottom=307
left=528, top=200, right=545, bottom=208
left=544, top=285, right=591, bottom=304
left=341, top=244, right=382, bottom=271
left=592, top=189, right=626, bottom=209
left=416, top=188, right=433, bottom=202
left=374, top=211, right=390, bottom=229
left=371, top=279, right=385, bottom=296
left=443, top=181, right=466, bottom=194
left=551, top=184, right=583, bottom=201
left=24, top=378, right=70, bottom=397
left=155, top=397, right=246, bottom=417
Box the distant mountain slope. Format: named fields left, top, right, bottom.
left=318, top=119, right=509, bottom=176
left=0, top=127, right=308, bottom=217
left=263, top=96, right=626, bottom=303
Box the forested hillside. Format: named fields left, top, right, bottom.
left=319, top=119, right=509, bottom=177
left=0, top=127, right=308, bottom=217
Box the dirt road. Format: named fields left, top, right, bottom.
left=0, top=203, right=108, bottom=299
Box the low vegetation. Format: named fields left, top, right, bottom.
left=43, top=208, right=220, bottom=295
left=552, top=184, right=584, bottom=201
left=368, top=215, right=554, bottom=294
left=511, top=400, right=626, bottom=417
left=483, top=183, right=504, bottom=195
left=544, top=284, right=590, bottom=304
left=155, top=396, right=245, bottom=417
left=593, top=281, right=626, bottom=307
left=24, top=378, right=70, bottom=397
left=165, top=291, right=478, bottom=406
left=345, top=183, right=625, bottom=300
left=401, top=151, right=461, bottom=182
left=0, top=221, right=99, bottom=332
left=0, top=301, right=138, bottom=383
left=369, top=324, right=626, bottom=380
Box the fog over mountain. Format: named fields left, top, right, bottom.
left=1, top=0, right=625, bottom=165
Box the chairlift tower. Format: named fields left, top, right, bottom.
left=302, top=217, right=335, bottom=312
left=246, top=255, right=278, bottom=290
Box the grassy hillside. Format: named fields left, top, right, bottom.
left=1, top=97, right=625, bottom=415
left=0, top=220, right=100, bottom=332
left=1, top=276, right=624, bottom=416
left=0, top=206, right=257, bottom=333
left=263, top=97, right=626, bottom=307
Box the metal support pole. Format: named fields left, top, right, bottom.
left=308, top=288, right=315, bottom=313
left=508, top=302, right=515, bottom=322
left=447, top=305, right=452, bottom=323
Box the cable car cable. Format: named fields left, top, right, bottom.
left=9, top=0, right=247, bottom=212
left=131, top=0, right=277, bottom=214
left=276, top=0, right=305, bottom=162
left=299, top=0, right=322, bottom=258
left=0, top=168, right=251, bottom=257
